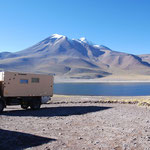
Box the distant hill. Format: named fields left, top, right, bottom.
left=0, top=34, right=150, bottom=81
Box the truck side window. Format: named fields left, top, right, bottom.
left=20, top=79, right=28, bottom=84
left=32, top=78, right=39, bottom=83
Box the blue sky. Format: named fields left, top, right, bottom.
left=0, top=0, right=150, bottom=54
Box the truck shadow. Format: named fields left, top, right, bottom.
left=0, top=129, right=56, bottom=150
left=2, top=106, right=112, bottom=117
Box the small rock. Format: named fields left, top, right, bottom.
left=147, top=136, right=150, bottom=141
left=90, top=141, right=93, bottom=143
left=77, top=137, right=83, bottom=140
left=133, top=138, right=137, bottom=141
left=94, top=141, right=99, bottom=145
left=123, top=143, right=128, bottom=150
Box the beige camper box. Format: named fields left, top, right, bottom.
left=0, top=71, right=54, bottom=112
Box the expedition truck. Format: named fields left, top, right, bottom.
left=0, top=71, right=53, bottom=113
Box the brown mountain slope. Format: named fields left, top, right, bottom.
left=138, top=54, right=150, bottom=64
left=0, top=34, right=150, bottom=80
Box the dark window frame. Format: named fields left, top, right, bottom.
left=31, top=78, right=40, bottom=83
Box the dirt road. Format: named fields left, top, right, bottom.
left=0, top=95, right=150, bottom=150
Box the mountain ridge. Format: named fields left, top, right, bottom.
left=0, top=34, right=150, bottom=80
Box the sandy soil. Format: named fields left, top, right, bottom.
left=0, top=95, right=150, bottom=150
left=54, top=75, right=150, bottom=83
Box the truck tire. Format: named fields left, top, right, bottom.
left=20, top=99, right=29, bottom=110
left=0, top=100, right=4, bottom=113
left=30, top=98, right=41, bottom=110
left=21, top=104, right=29, bottom=109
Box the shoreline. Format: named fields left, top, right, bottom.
left=54, top=75, right=150, bottom=83
left=54, top=79, right=150, bottom=83
left=54, top=80, right=150, bottom=83
left=52, top=95, right=150, bottom=107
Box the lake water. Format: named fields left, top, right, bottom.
left=54, top=83, right=150, bottom=96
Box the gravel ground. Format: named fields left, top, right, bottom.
left=0, top=95, right=150, bottom=150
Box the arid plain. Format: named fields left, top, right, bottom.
left=0, top=95, right=150, bottom=150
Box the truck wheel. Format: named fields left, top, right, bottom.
left=30, top=98, right=41, bottom=110
left=21, top=104, right=29, bottom=110
left=0, top=100, right=4, bottom=113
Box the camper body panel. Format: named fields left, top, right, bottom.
left=0, top=71, right=54, bottom=112
left=2, top=71, right=53, bottom=97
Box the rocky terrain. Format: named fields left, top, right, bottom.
left=0, top=95, right=150, bottom=150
